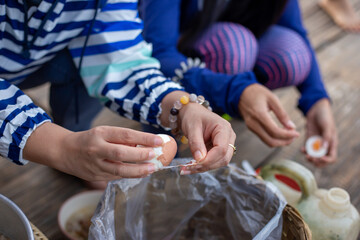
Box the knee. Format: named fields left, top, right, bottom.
left=194, top=22, right=258, bottom=74
left=279, top=29, right=312, bottom=85
left=256, top=26, right=312, bottom=88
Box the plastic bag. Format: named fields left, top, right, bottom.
left=89, top=159, right=286, bottom=240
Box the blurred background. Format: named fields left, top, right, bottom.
left=1, top=0, right=359, bottom=238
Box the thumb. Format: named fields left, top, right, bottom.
left=186, top=125, right=207, bottom=162
left=268, top=95, right=296, bottom=130
left=321, top=127, right=332, bottom=150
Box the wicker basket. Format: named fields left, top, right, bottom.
left=30, top=222, right=48, bottom=240
left=253, top=175, right=312, bottom=239
left=281, top=204, right=312, bottom=240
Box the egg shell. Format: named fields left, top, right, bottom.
left=155, top=134, right=177, bottom=167
left=139, top=134, right=177, bottom=170
left=305, top=135, right=327, bottom=158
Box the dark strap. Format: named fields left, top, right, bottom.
left=26, top=0, right=42, bottom=7
left=22, top=0, right=61, bottom=58
left=74, top=0, right=101, bottom=124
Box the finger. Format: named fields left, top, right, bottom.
left=307, top=154, right=331, bottom=167
left=102, top=127, right=163, bottom=147
left=305, top=154, right=316, bottom=163
left=257, top=112, right=299, bottom=140
left=318, top=149, right=336, bottom=164
left=201, top=121, right=235, bottom=165
left=328, top=137, right=338, bottom=159
left=195, top=146, right=229, bottom=170
left=203, top=144, right=234, bottom=171
left=186, top=122, right=207, bottom=162
left=179, top=164, right=202, bottom=175
left=321, top=127, right=333, bottom=149
left=320, top=156, right=335, bottom=164
left=313, top=158, right=329, bottom=165
left=321, top=138, right=338, bottom=164
left=182, top=145, right=234, bottom=175
left=100, top=160, right=156, bottom=179
left=210, top=120, right=235, bottom=152
left=99, top=143, right=156, bottom=163
left=247, top=119, right=295, bottom=147
left=301, top=146, right=306, bottom=154
left=189, top=129, right=235, bottom=171
left=268, top=96, right=296, bottom=129
left=305, top=156, right=326, bottom=168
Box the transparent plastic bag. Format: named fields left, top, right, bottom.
left=89, top=159, right=286, bottom=240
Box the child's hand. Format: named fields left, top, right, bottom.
left=238, top=84, right=300, bottom=147
left=303, top=99, right=338, bottom=167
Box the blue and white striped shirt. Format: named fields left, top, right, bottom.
left=0, top=0, right=183, bottom=164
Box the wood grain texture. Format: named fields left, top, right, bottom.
left=1, top=2, right=360, bottom=238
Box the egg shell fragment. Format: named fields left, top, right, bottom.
left=139, top=134, right=177, bottom=170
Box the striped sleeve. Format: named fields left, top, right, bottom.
left=0, top=79, right=52, bottom=165
left=68, top=0, right=184, bottom=126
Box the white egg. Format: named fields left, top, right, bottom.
left=305, top=135, right=327, bottom=158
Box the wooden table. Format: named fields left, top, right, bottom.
left=1, top=0, right=360, bottom=238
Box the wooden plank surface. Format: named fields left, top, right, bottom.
left=300, top=0, right=360, bottom=51
left=1, top=2, right=360, bottom=239
left=267, top=33, right=360, bottom=209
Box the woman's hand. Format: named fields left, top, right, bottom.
left=24, top=123, right=163, bottom=181
left=238, top=84, right=300, bottom=147
left=303, top=99, right=338, bottom=167
left=160, top=91, right=236, bottom=175
left=179, top=102, right=236, bottom=174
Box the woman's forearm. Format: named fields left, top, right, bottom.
left=23, top=122, right=72, bottom=172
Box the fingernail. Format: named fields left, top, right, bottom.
left=287, top=120, right=296, bottom=129
left=180, top=170, right=191, bottom=175
left=148, top=164, right=156, bottom=173
left=154, top=137, right=163, bottom=146
left=194, top=150, right=204, bottom=161
left=148, top=150, right=156, bottom=160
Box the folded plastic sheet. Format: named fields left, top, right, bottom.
left=89, top=159, right=286, bottom=240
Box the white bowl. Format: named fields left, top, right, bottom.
left=58, top=190, right=103, bottom=240
left=0, top=194, right=34, bottom=240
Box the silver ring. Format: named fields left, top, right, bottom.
left=228, top=143, right=237, bottom=155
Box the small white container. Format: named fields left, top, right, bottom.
left=297, top=187, right=360, bottom=240
left=260, top=159, right=360, bottom=240
left=58, top=190, right=103, bottom=240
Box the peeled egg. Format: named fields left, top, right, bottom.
left=305, top=135, right=327, bottom=158
left=141, top=134, right=177, bottom=170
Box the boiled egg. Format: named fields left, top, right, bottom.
left=305, top=135, right=327, bottom=158
left=139, top=134, right=177, bottom=170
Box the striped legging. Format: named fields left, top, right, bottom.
left=192, top=22, right=312, bottom=89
